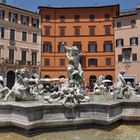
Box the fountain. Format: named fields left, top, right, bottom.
left=44, top=44, right=90, bottom=107
left=0, top=44, right=140, bottom=135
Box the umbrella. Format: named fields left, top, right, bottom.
left=102, top=79, right=112, bottom=83
left=0, top=76, right=4, bottom=82
left=59, top=78, right=68, bottom=83
left=41, top=78, right=60, bottom=83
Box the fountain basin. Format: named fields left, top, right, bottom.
left=0, top=99, right=140, bottom=133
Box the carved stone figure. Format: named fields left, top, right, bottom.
left=44, top=80, right=89, bottom=108
left=122, top=81, right=136, bottom=99
left=65, top=45, right=83, bottom=76
left=98, top=75, right=105, bottom=86
left=0, top=75, right=10, bottom=98
left=93, top=75, right=107, bottom=95
left=44, top=43, right=90, bottom=107
left=1, top=43, right=90, bottom=105
left=116, top=70, right=126, bottom=88
left=64, top=44, right=85, bottom=88
left=113, top=70, right=127, bottom=99
left=3, top=68, right=37, bottom=102
left=94, top=83, right=107, bottom=95
left=29, top=73, right=44, bottom=96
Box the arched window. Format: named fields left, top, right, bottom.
left=89, top=75, right=97, bottom=83
left=44, top=75, right=51, bottom=78
left=59, top=75, right=66, bottom=78
left=7, top=71, right=15, bottom=89
left=89, top=75, right=97, bottom=91
left=105, top=75, right=113, bottom=81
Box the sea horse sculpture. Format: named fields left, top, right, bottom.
left=2, top=68, right=38, bottom=102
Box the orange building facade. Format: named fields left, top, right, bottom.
left=39, top=5, right=119, bottom=85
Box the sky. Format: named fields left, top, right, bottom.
left=4, top=0, right=140, bottom=13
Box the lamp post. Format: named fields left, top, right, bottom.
left=37, top=61, right=40, bottom=75
left=123, top=61, right=131, bottom=74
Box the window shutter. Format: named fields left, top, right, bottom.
left=21, top=15, right=23, bottom=24
left=2, top=27, right=4, bottom=38
left=9, top=12, right=11, bottom=21
left=122, top=39, right=124, bottom=46
left=136, top=37, right=138, bottom=45
left=2, top=10, right=5, bottom=19
left=130, top=38, right=132, bottom=45
left=104, top=44, right=105, bottom=51
left=15, top=14, right=18, bottom=22
left=111, top=43, right=113, bottom=51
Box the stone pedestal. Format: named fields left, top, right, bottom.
left=0, top=99, right=140, bottom=133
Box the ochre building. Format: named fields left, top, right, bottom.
left=39, top=5, right=119, bottom=85
left=114, top=5, right=140, bottom=83
left=0, top=3, right=41, bottom=88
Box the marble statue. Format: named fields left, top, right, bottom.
left=113, top=70, right=126, bottom=99
left=2, top=68, right=38, bottom=102
left=59, top=80, right=89, bottom=107
left=29, top=73, right=44, bottom=97
left=116, top=70, right=126, bottom=88
left=64, top=44, right=85, bottom=88
left=94, top=83, right=107, bottom=95
left=64, top=45, right=83, bottom=75
left=44, top=43, right=90, bottom=107
left=123, top=81, right=136, bottom=99
left=0, top=75, right=10, bottom=98
left=113, top=70, right=135, bottom=99
left=98, top=75, right=105, bottom=86
left=93, top=75, right=107, bottom=95
left=44, top=80, right=89, bottom=108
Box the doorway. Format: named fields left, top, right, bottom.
left=7, top=71, right=15, bottom=89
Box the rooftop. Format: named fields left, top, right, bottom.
left=38, top=4, right=119, bottom=10
left=0, top=2, right=39, bottom=15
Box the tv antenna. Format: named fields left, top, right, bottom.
left=0, top=0, right=7, bottom=4
left=14, top=0, right=17, bottom=6
left=94, top=2, right=99, bottom=6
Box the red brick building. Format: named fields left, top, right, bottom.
left=39, top=5, right=119, bottom=85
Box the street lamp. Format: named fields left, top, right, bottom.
left=123, top=61, right=131, bottom=72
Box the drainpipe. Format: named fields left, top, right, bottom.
left=54, top=9, right=56, bottom=67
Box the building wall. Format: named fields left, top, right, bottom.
left=0, top=3, right=41, bottom=78
left=114, top=8, right=140, bottom=83
left=39, top=5, right=119, bottom=84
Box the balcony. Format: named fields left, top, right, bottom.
left=0, top=59, right=26, bottom=66
left=15, top=60, right=37, bottom=67
left=9, top=40, right=16, bottom=46
left=20, top=61, right=26, bottom=65
left=15, top=60, right=28, bottom=66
